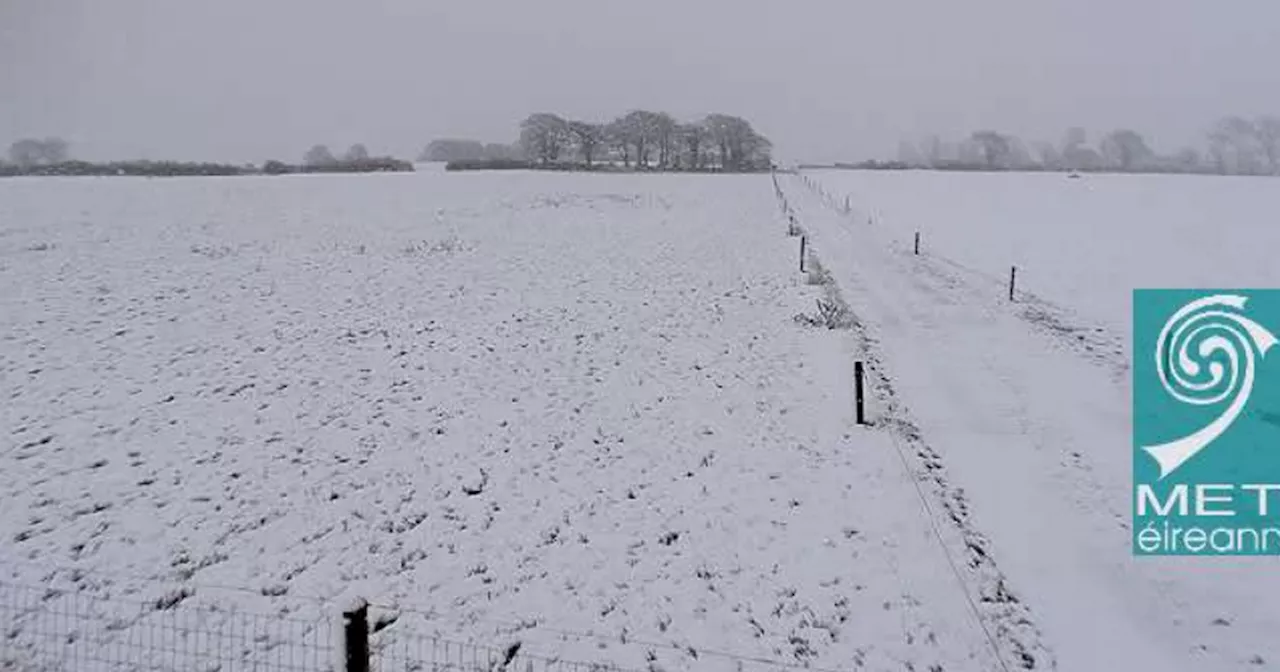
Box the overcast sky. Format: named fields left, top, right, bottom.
left=3, top=0, right=1278, bottom=164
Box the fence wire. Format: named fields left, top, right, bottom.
left=371, top=627, right=643, bottom=672
left=1, top=579, right=337, bottom=672
left=0, top=579, right=658, bottom=672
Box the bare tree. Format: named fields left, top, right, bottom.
left=970, top=131, right=1012, bottom=169
left=1174, top=147, right=1204, bottom=173
left=1060, top=128, right=1103, bottom=171
left=679, top=123, right=707, bottom=170
left=1034, top=142, right=1062, bottom=170
left=1209, top=116, right=1261, bottom=174
left=1207, top=130, right=1229, bottom=174
left=304, top=144, right=336, bottom=166
left=519, top=113, right=570, bottom=165
left=742, top=130, right=772, bottom=171
left=1062, top=127, right=1087, bottom=152
left=8, top=139, right=43, bottom=167
left=41, top=137, right=68, bottom=164
left=653, top=113, right=677, bottom=168
left=703, top=114, right=771, bottom=171
left=920, top=135, right=943, bottom=167
left=614, top=110, right=665, bottom=168
left=8, top=137, right=69, bottom=167
left=421, top=139, right=485, bottom=162
left=483, top=143, right=522, bottom=160
left=954, top=138, right=982, bottom=165
left=614, top=112, right=642, bottom=167
left=567, top=121, right=604, bottom=167
left=1255, top=116, right=1280, bottom=174
left=703, top=114, right=733, bottom=169
left=1006, top=136, right=1034, bottom=169
left=605, top=121, right=631, bottom=167
left=897, top=140, right=923, bottom=167
left=1100, top=129, right=1154, bottom=171
left=344, top=144, right=370, bottom=161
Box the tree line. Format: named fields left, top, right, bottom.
left=263, top=143, right=413, bottom=174
left=419, top=139, right=522, bottom=163
left=1, top=160, right=248, bottom=178
left=888, top=116, right=1280, bottom=176
left=522, top=111, right=771, bottom=172
left=441, top=111, right=772, bottom=172
left=0, top=138, right=413, bottom=177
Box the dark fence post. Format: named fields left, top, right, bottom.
left=1009, top=266, right=1017, bottom=301
left=914, top=231, right=920, bottom=255
left=854, top=361, right=866, bottom=425
left=344, top=600, right=370, bottom=672
left=799, top=235, right=807, bottom=272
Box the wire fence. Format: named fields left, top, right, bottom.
left=0, top=579, right=650, bottom=672
left=3, top=168, right=953, bottom=672
left=1, top=579, right=337, bottom=672
left=369, top=625, right=637, bottom=672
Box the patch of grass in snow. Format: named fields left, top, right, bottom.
left=189, top=243, right=234, bottom=259
left=402, top=237, right=468, bottom=256
left=805, top=257, right=833, bottom=287
left=794, top=256, right=856, bottom=330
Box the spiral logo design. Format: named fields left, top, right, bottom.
left=1144, top=295, right=1277, bottom=479
left=1158, top=307, right=1253, bottom=406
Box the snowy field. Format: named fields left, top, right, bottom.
left=808, top=169, right=1280, bottom=340
left=794, top=169, right=1280, bottom=672
left=0, top=172, right=1035, bottom=671
left=9, top=167, right=1278, bottom=672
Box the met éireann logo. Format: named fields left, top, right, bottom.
left=1134, top=291, right=1280, bottom=555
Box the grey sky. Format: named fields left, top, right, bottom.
left=3, top=0, right=1278, bottom=164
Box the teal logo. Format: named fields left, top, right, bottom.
left=1134, top=290, right=1280, bottom=555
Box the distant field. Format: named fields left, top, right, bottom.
left=809, top=169, right=1280, bottom=335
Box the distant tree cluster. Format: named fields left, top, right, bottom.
left=0, top=137, right=413, bottom=178
left=0, top=160, right=246, bottom=177
left=419, top=139, right=521, bottom=163
left=8, top=137, right=70, bottom=167
left=890, top=116, right=1280, bottom=176
left=510, top=111, right=771, bottom=172
left=1, top=137, right=249, bottom=177
left=445, top=159, right=537, bottom=172
left=257, top=144, right=414, bottom=175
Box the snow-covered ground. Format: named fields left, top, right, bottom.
left=1, top=172, right=1027, bottom=671
left=794, top=169, right=1280, bottom=672
left=807, top=169, right=1280, bottom=342
left=10, top=167, right=1275, bottom=672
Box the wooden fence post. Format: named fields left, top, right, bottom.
left=854, top=361, right=866, bottom=425
left=344, top=600, right=370, bottom=672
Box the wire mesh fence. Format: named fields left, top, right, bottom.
left=1, top=579, right=337, bottom=672
left=0, top=579, right=647, bottom=672
left=370, top=626, right=641, bottom=672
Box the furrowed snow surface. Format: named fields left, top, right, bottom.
left=792, top=170, right=1280, bottom=672
left=4, top=171, right=1005, bottom=670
